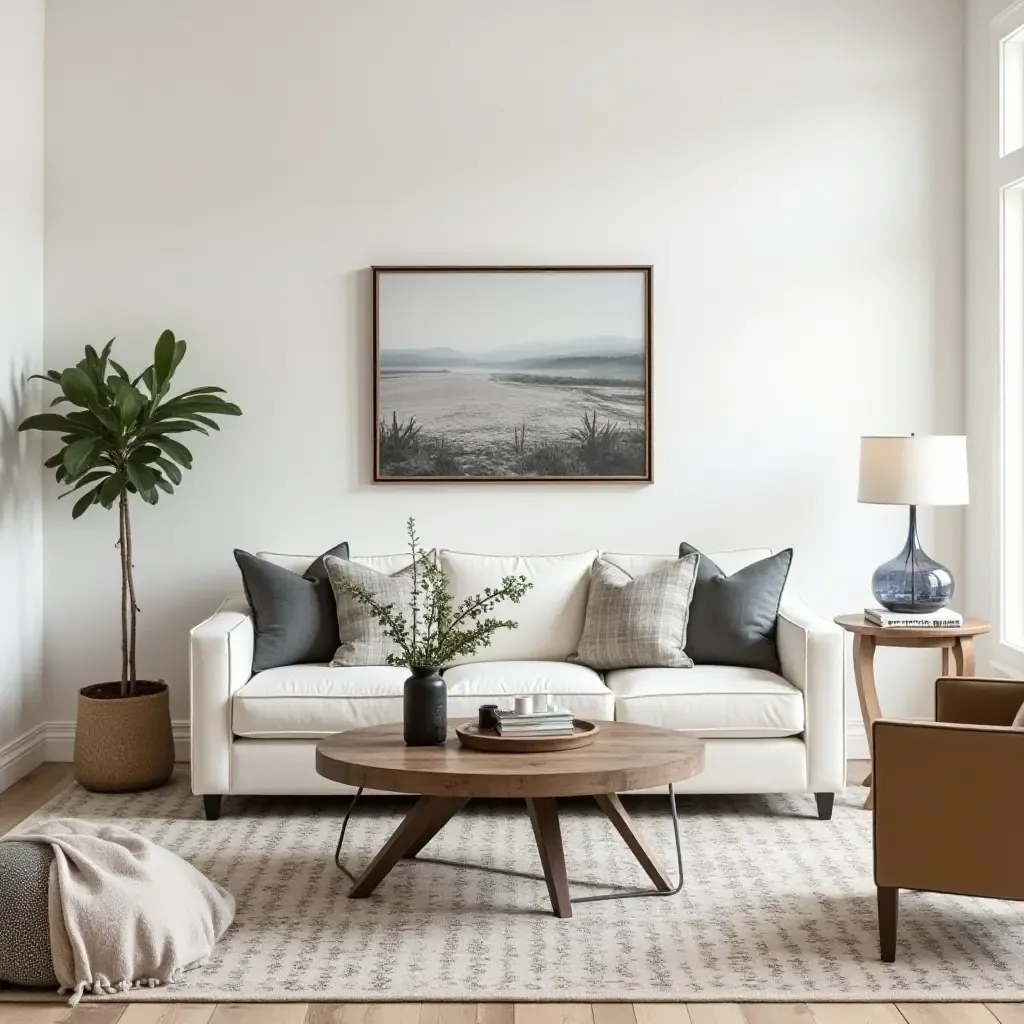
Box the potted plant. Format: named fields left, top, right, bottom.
left=20, top=331, right=240, bottom=791
left=332, top=518, right=532, bottom=745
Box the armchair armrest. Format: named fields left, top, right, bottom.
left=935, top=676, right=1024, bottom=726
left=189, top=598, right=254, bottom=796
left=777, top=597, right=846, bottom=792
left=873, top=719, right=1024, bottom=900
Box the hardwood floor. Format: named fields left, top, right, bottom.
left=1, top=761, right=1018, bottom=1024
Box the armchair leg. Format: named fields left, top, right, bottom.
left=814, top=793, right=834, bottom=820
left=878, top=885, right=899, bottom=962
left=203, top=795, right=223, bottom=821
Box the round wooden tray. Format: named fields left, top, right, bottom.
left=455, top=719, right=600, bottom=753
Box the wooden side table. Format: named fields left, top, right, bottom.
left=834, top=614, right=990, bottom=809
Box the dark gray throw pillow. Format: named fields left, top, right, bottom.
left=0, top=840, right=58, bottom=989
left=235, top=543, right=349, bottom=672
left=677, top=543, right=793, bottom=673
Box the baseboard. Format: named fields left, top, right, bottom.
left=0, top=723, right=48, bottom=792
left=44, top=720, right=191, bottom=763
left=846, top=718, right=869, bottom=761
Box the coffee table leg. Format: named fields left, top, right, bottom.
left=402, top=797, right=469, bottom=859
left=593, top=793, right=672, bottom=891
left=349, top=795, right=467, bottom=899
left=525, top=797, right=573, bottom=919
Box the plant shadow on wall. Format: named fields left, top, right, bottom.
left=0, top=362, right=33, bottom=531
left=378, top=408, right=646, bottom=478
left=19, top=331, right=241, bottom=792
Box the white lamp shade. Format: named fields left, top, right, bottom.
left=857, top=435, right=969, bottom=506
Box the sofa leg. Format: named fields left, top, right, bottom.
left=203, top=795, right=223, bottom=821
left=878, top=885, right=899, bottom=962
left=814, top=793, right=834, bottom=820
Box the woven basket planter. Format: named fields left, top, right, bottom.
left=74, top=681, right=174, bottom=792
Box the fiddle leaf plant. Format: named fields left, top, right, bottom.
left=19, top=330, right=241, bottom=696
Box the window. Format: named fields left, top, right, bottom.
left=1000, top=20, right=1024, bottom=649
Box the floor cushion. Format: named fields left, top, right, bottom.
left=605, top=664, right=804, bottom=737
left=0, top=840, right=58, bottom=988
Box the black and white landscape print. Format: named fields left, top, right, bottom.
left=373, top=268, right=651, bottom=480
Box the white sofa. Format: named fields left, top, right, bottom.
left=190, top=547, right=846, bottom=820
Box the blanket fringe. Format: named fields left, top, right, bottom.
left=62, top=975, right=170, bottom=1006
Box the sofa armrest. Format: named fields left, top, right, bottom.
left=777, top=597, right=846, bottom=792
left=189, top=598, right=254, bottom=796
left=935, top=676, right=1024, bottom=726
left=873, top=719, right=1024, bottom=899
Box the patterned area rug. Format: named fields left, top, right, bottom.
left=5, top=770, right=1024, bottom=1003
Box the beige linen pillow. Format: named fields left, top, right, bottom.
left=569, top=554, right=699, bottom=671
left=1013, top=701, right=1024, bottom=728
left=325, top=556, right=416, bottom=667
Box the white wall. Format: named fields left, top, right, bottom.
left=42, top=0, right=965, bottom=748
left=0, top=0, right=45, bottom=788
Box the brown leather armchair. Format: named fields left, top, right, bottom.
left=872, top=676, right=1024, bottom=962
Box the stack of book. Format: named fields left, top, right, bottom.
left=864, top=607, right=963, bottom=629
left=494, top=707, right=575, bottom=737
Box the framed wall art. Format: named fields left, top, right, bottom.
left=372, top=265, right=652, bottom=482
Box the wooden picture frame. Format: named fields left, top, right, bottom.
left=372, top=265, right=652, bottom=482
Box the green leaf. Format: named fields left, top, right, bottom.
left=60, top=367, right=98, bottom=408
left=149, top=436, right=192, bottom=469
left=155, top=457, right=181, bottom=484
left=58, top=470, right=110, bottom=498
left=143, top=419, right=208, bottom=436
left=189, top=413, right=220, bottom=431
left=109, top=359, right=130, bottom=382
left=65, top=410, right=108, bottom=436
left=49, top=395, right=71, bottom=407
left=125, top=460, right=158, bottom=494
left=154, top=330, right=176, bottom=386
left=55, top=465, right=66, bottom=483
left=113, top=384, right=145, bottom=425
left=29, top=370, right=63, bottom=385
left=18, top=413, right=76, bottom=433
left=152, top=473, right=174, bottom=494
left=173, top=386, right=225, bottom=400
left=99, top=339, right=114, bottom=374
left=44, top=452, right=64, bottom=468
left=170, top=338, right=186, bottom=375
left=132, top=444, right=162, bottom=463
left=152, top=398, right=241, bottom=420
left=71, top=485, right=102, bottom=519
left=62, top=437, right=103, bottom=478
left=99, top=471, right=126, bottom=507
left=139, top=487, right=159, bottom=505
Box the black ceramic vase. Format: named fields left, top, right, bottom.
left=403, top=666, right=447, bottom=746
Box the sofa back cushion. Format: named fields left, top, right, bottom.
left=601, top=548, right=773, bottom=579
left=439, top=549, right=598, bottom=664
left=257, top=551, right=415, bottom=576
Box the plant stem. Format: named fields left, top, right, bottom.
left=124, top=493, right=138, bottom=691
left=118, top=491, right=129, bottom=697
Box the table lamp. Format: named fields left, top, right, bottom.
left=857, top=434, right=968, bottom=613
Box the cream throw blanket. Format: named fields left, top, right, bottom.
left=4, top=818, right=235, bottom=1004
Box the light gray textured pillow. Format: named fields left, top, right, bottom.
left=326, top=556, right=416, bottom=666
left=1014, top=701, right=1024, bottom=728
left=569, top=554, right=699, bottom=671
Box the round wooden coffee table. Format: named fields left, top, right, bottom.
left=316, top=719, right=705, bottom=918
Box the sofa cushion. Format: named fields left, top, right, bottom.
left=233, top=665, right=410, bottom=738
left=236, top=542, right=350, bottom=672
left=678, top=544, right=793, bottom=673
left=232, top=661, right=613, bottom=739
left=439, top=550, right=597, bottom=663
left=601, top=549, right=773, bottom=579
left=257, top=551, right=416, bottom=575
left=443, top=661, right=614, bottom=720
left=605, top=665, right=804, bottom=737
left=569, top=555, right=699, bottom=670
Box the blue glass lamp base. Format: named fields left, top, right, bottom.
left=871, top=506, right=954, bottom=614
